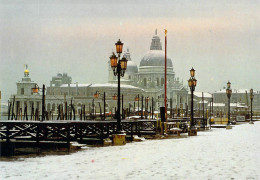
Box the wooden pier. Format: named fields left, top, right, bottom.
left=0, top=117, right=210, bottom=155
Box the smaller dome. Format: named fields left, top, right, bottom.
left=124, top=48, right=138, bottom=74
left=126, top=61, right=138, bottom=74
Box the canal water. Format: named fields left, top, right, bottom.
left=1, top=122, right=260, bottom=180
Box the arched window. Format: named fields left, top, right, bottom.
left=161, top=78, right=164, bottom=86
left=52, top=103, right=55, bottom=112
left=47, top=103, right=51, bottom=112
left=144, top=78, right=147, bottom=86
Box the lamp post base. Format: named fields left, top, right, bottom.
left=249, top=121, right=254, bottom=124
left=112, top=132, right=126, bottom=146
left=188, top=127, right=197, bottom=136
left=226, top=124, right=232, bottom=129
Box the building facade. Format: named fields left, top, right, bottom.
left=9, top=31, right=190, bottom=118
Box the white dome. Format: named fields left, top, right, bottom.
left=126, top=61, right=138, bottom=73
left=124, top=48, right=138, bottom=74
left=140, top=50, right=173, bottom=67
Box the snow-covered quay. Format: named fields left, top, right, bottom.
left=1, top=122, right=260, bottom=180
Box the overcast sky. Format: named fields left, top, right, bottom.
left=0, top=0, right=259, bottom=102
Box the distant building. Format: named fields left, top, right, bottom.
left=213, top=88, right=260, bottom=115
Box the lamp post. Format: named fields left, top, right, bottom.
left=188, top=67, right=197, bottom=136
left=94, top=91, right=106, bottom=120
left=110, top=39, right=128, bottom=133
left=32, top=84, right=45, bottom=121
left=226, top=81, right=232, bottom=129
left=249, top=88, right=254, bottom=124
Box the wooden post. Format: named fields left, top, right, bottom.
left=134, top=101, right=135, bottom=114
left=42, top=84, right=45, bottom=121
left=141, top=96, right=143, bottom=119
left=65, top=101, right=67, bottom=120
left=31, top=102, right=34, bottom=120
left=83, top=104, right=86, bottom=120
left=99, top=102, right=102, bottom=120
left=152, top=97, right=154, bottom=119
left=103, top=92, right=106, bottom=120
left=8, top=100, right=11, bottom=120
left=61, top=104, right=64, bottom=120
left=11, top=96, right=15, bottom=120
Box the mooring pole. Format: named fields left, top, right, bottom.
left=41, top=84, right=45, bottom=121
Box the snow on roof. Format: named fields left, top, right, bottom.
left=230, top=103, right=248, bottom=108
left=208, top=102, right=248, bottom=108
left=188, top=92, right=212, bottom=98
left=198, top=100, right=209, bottom=104
left=208, top=103, right=225, bottom=107
left=215, top=88, right=254, bottom=94
left=90, top=83, right=142, bottom=90
left=60, top=84, right=91, bottom=87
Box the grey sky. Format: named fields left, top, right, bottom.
left=0, top=0, right=259, bottom=102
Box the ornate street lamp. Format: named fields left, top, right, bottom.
left=226, top=81, right=232, bottom=128
left=112, top=94, right=118, bottom=100
left=32, top=84, right=45, bottom=121
left=93, top=91, right=99, bottom=99
left=110, top=39, right=128, bottom=132
left=249, top=88, right=254, bottom=124
left=188, top=67, right=197, bottom=136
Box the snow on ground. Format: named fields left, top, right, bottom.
left=1, top=122, right=260, bottom=180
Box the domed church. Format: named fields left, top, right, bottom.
left=109, top=30, right=188, bottom=108
left=10, top=31, right=188, bottom=118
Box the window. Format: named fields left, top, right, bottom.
left=144, top=78, right=147, bottom=86
left=161, top=78, right=164, bottom=86
left=157, top=78, right=159, bottom=86
left=129, top=75, right=131, bottom=79
left=21, top=88, right=24, bottom=95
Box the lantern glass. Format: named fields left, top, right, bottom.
left=226, top=89, right=232, bottom=95
left=112, top=94, right=117, bottom=100
left=193, top=78, right=197, bottom=87
left=120, top=57, right=128, bottom=70
left=32, top=84, right=39, bottom=93
left=190, top=67, right=195, bottom=77
left=145, top=97, right=150, bottom=102
left=32, top=88, right=39, bottom=93
left=94, top=91, right=99, bottom=98
left=110, top=53, right=118, bottom=68
left=250, top=88, right=253, bottom=94
left=227, top=81, right=231, bottom=89
left=188, top=78, right=193, bottom=87
left=115, top=39, right=123, bottom=54
left=135, top=96, right=139, bottom=101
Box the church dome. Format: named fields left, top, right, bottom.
left=140, top=50, right=173, bottom=67
left=139, top=30, right=173, bottom=67
left=124, top=48, right=138, bottom=73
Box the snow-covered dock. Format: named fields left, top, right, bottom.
left=1, top=122, right=260, bottom=179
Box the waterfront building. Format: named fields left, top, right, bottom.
left=7, top=31, right=197, bottom=118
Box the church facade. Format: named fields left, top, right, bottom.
left=9, top=31, right=188, bottom=118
